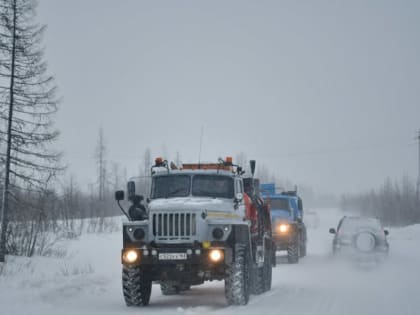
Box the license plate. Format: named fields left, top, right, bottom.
left=158, top=253, right=187, bottom=260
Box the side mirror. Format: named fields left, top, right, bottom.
left=384, top=230, right=389, bottom=236
left=298, top=197, right=303, bottom=211
left=127, top=181, right=136, bottom=201
left=115, top=190, right=124, bottom=201
left=329, top=228, right=336, bottom=234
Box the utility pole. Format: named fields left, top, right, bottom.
left=416, top=130, right=420, bottom=206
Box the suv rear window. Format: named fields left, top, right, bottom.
left=339, top=217, right=382, bottom=233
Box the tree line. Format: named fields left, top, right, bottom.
left=341, top=176, right=420, bottom=227
left=1, top=0, right=415, bottom=265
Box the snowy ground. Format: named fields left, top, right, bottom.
left=1, top=208, right=419, bottom=315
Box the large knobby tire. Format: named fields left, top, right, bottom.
left=225, top=244, right=250, bottom=305
left=251, top=243, right=273, bottom=295
left=263, top=244, right=272, bottom=292
left=122, top=266, right=152, bottom=306
left=251, top=264, right=264, bottom=295
left=299, top=241, right=307, bottom=258
left=287, top=242, right=299, bottom=264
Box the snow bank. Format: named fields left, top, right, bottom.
left=1, top=210, right=420, bottom=315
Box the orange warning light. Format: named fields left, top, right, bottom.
left=225, top=157, right=233, bottom=165
left=155, top=157, right=163, bottom=166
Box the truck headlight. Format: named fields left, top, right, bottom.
left=123, top=249, right=140, bottom=264
left=209, top=249, right=224, bottom=263
left=278, top=223, right=290, bottom=233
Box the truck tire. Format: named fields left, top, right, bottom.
left=299, top=244, right=306, bottom=258
left=225, top=244, right=250, bottom=305
left=301, top=225, right=307, bottom=258
left=287, top=243, right=299, bottom=264
left=251, top=264, right=264, bottom=295
left=263, top=244, right=272, bottom=292
left=122, top=266, right=152, bottom=306
left=251, top=242, right=273, bottom=294
left=299, top=241, right=307, bottom=258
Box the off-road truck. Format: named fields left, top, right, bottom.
left=115, top=157, right=274, bottom=306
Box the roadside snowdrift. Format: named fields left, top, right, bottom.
left=1, top=210, right=419, bottom=315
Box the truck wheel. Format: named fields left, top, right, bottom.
left=252, top=243, right=273, bottom=294
left=251, top=264, right=264, bottom=295
left=299, top=242, right=307, bottom=258
left=287, top=243, right=299, bottom=264
left=180, top=284, right=191, bottom=291
left=122, top=266, right=152, bottom=306
left=160, top=282, right=181, bottom=295
left=225, top=244, right=250, bottom=305
left=263, top=244, right=272, bottom=292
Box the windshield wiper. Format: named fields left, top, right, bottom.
left=165, top=188, right=186, bottom=198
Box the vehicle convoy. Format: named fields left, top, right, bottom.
left=260, top=183, right=307, bottom=263
left=115, top=157, right=274, bottom=306
left=329, top=216, right=389, bottom=263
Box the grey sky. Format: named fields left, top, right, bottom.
left=37, top=0, right=420, bottom=195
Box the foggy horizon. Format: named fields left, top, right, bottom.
left=36, top=0, right=420, bottom=196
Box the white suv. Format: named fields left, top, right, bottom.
left=329, top=216, right=389, bottom=262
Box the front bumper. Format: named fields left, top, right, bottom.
left=333, top=244, right=389, bottom=261
left=122, top=246, right=232, bottom=267
left=272, top=229, right=298, bottom=249
left=122, top=246, right=231, bottom=282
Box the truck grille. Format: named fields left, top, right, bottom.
left=152, top=212, right=197, bottom=240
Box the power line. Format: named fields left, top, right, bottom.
left=253, top=141, right=416, bottom=159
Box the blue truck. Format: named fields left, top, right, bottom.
left=260, top=183, right=307, bottom=263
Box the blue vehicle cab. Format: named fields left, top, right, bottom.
left=261, top=183, right=307, bottom=263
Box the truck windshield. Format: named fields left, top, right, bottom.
left=151, top=175, right=190, bottom=199
left=192, top=175, right=234, bottom=198
left=270, top=199, right=290, bottom=211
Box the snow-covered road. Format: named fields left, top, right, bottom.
left=1, top=209, right=419, bottom=315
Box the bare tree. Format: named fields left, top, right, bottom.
left=111, top=161, right=123, bottom=191
left=235, top=152, right=248, bottom=173
left=341, top=176, right=420, bottom=227
left=175, top=151, right=181, bottom=167
left=95, top=126, right=107, bottom=201
left=143, top=147, right=151, bottom=176
left=0, top=0, right=62, bottom=262
left=256, top=164, right=271, bottom=183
